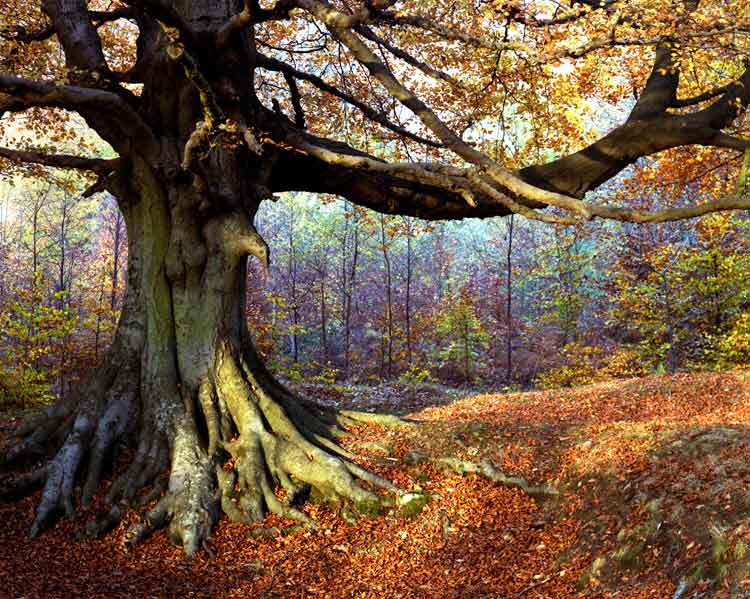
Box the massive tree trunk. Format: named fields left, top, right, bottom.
left=3, top=155, right=393, bottom=555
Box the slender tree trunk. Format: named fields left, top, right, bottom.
left=0, top=201, right=7, bottom=304
left=494, top=276, right=503, bottom=377
left=0, top=198, right=6, bottom=245
left=57, top=196, right=67, bottom=296
left=110, top=209, right=124, bottom=319
left=93, top=265, right=106, bottom=363
left=463, top=314, right=471, bottom=385
left=434, top=224, right=446, bottom=303
left=28, top=188, right=48, bottom=380
left=380, top=215, right=393, bottom=379
left=340, top=204, right=349, bottom=375
left=343, top=216, right=359, bottom=379
left=56, top=193, right=71, bottom=399
left=320, top=271, right=328, bottom=365
left=505, top=215, right=514, bottom=382
left=661, top=270, right=677, bottom=373
left=31, top=199, right=39, bottom=281
left=711, top=252, right=721, bottom=328
left=287, top=201, right=300, bottom=364
left=404, top=217, right=413, bottom=368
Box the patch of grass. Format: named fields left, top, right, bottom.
left=613, top=539, right=646, bottom=568
left=354, top=496, right=383, bottom=518
left=734, top=539, right=747, bottom=560
left=398, top=492, right=430, bottom=520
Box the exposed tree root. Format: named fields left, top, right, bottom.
left=75, top=505, right=123, bottom=540
left=435, top=457, right=558, bottom=500
left=337, top=410, right=416, bottom=429
left=3, top=314, right=551, bottom=557
left=0, top=467, right=45, bottom=501
left=1, top=339, right=411, bottom=556
left=3, top=403, right=74, bottom=467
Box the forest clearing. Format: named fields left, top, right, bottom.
left=3, top=371, right=750, bottom=598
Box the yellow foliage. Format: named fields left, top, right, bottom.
left=536, top=344, right=647, bottom=390
left=599, top=347, right=648, bottom=380
left=535, top=343, right=602, bottom=390
left=0, top=277, right=78, bottom=408
left=708, top=313, right=750, bottom=370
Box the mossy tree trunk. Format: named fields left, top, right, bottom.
left=4, top=153, right=393, bottom=555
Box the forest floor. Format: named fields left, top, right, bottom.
left=2, top=372, right=750, bottom=598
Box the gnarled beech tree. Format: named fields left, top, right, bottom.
left=1, top=0, right=750, bottom=554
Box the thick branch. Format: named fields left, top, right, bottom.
left=41, top=0, right=109, bottom=75
left=263, top=120, right=475, bottom=203
left=520, top=48, right=750, bottom=198
left=519, top=116, right=730, bottom=198
left=262, top=112, right=568, bottom=221
left=711, top=134, right=750, bottom=151
left=0, top=146, right=121, bottom=174
left=0, top=75, right=158, bottom=158
left=260, top=0, right=750, bottom=229
left=692, top=66, right=750, bottom=130
left=271, top=125, right=750, bottom=227
left=2, top=8, right=135, bottom=44
left=672, top=83, right=734, bottom=108
left=216, top=0, right=253, bottom=49
left=265, top=129, right=505, bottom=220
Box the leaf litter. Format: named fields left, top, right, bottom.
left=3, top=371, right=750, bottom=597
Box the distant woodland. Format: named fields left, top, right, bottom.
left=2, top=170, right=748, bottom=408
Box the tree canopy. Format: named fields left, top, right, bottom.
left=1, top=0, right=749, bottom=222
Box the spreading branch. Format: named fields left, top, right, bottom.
left=0, top=146, right=121, bottom=173
left=0, top=74, right=158, bottom=158
left=296, top=0, right=592, bottom=218
left=41, top=0, right=110, bottom=76
left=261, top=114, right=577, bottom=222
left=671, top=83, right=735, bottom=108
left=256, top=53, right=443, bottom=147
left=0, top=147, right=122, bottom=196
left=588, top=194, right=750, bottom=223
left=1, top=8, right=135, bottom=44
